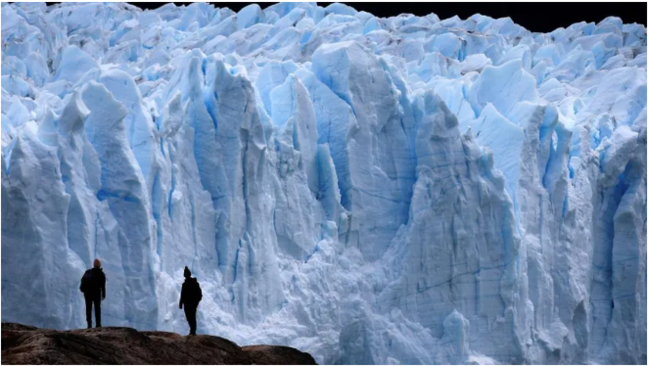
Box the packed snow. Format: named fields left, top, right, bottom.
left=1, top=2, right=646, bottom=364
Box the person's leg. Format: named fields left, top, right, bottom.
left=184, top=307, right=192, bottom=335
left=94, top=296, right=102, bottom=327
left=84, top=295, right=92, bottom=328
left=189, top=306, right=197, bottom=335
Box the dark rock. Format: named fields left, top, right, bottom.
left=2, top=323, right=317, bottom=365
left=243, top=345, right=317, bottom=365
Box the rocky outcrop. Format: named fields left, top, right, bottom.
left=1, top=323, right=317, bottom=365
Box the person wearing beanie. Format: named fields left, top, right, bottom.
left=179, top=266, right=202, bottom=335
left=79, top=258, right=106, bottom=328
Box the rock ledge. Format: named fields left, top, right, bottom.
left=1, top=323, right=317, bottom=365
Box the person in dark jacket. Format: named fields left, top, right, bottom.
left=80, top=258, right=106, bottom=328
left=179, top=266, right=202, bottom=335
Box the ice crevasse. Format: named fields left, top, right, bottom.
left=1, top=2, right=646, bottom=364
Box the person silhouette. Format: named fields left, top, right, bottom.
left=80, top=259, right=106, bottom=328
left=179, top=266, right=202, bottom=335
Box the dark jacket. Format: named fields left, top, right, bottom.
left=179, top=277, right=202, bottom=308
left=81, top=267, right=106, bottom=299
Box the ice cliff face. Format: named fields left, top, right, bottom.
left=1, top=2, right=646, bottom=364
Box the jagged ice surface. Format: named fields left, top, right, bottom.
left=1, top=2, right=647, bottom=364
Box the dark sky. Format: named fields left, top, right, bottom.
left=47, top=2, right=646, bottom=33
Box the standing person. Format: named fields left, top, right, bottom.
left=179, top=266, right=202, bottom=335
left=79, top=259, right=106, bottom=328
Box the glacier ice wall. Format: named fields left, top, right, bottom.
left=1, top=2, right=646, bottom=364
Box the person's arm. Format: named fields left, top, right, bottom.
left=179, top=284, right=184, bottom=309
left=101, top=272, right=106, bottom=300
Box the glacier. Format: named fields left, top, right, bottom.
left=1, top=2, right=646, bottom=364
